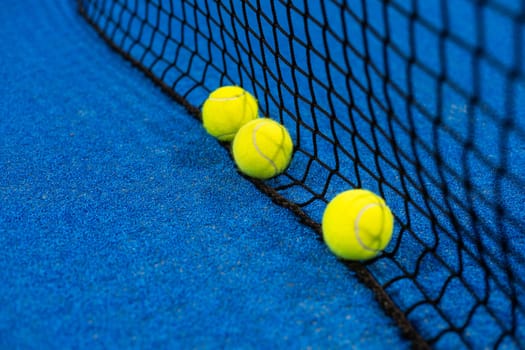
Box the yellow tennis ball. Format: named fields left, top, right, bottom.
left=201, top=86, right=258, bottom=141
left=232, top=118, right=293, bottom=180
left=322, top=189, right=394, bottom=261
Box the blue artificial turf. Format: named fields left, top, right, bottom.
left=0, top=1, right=409, bottom=349
left=77, top=1, right=525, bottom=347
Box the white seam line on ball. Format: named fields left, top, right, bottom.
left=354, top=203, right=384, bottom=252
left=252, top=122, right=279, bottom=175
left=207, top=92, right=245, bottom=101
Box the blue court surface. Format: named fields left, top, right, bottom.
left=1, top=0, right=524, bottom=349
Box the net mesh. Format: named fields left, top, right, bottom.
left=78, top=0, right=525, bottom=348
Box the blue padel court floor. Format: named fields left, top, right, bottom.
left=0, top=1, right=408, bottom=348
left=1, top=0, right=524, bottom=349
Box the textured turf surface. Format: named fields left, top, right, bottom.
left=75, top=1, right=525, bottom=348
left=0, top=1, right=408, bottom=348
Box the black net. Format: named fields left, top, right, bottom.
left=78, top=0, right=525, bottom=348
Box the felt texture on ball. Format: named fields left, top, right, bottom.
left=201, top=85, right=259, bottom=141
left=322, top=189, right=394, bottom=261
left=232, top=118, right=293, bottom=180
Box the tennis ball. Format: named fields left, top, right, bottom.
left=322, top=189, right=394, bottom=261
left=201, top=85, right=258, bottom=141
left=232, top=118, right=293, bottom=180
